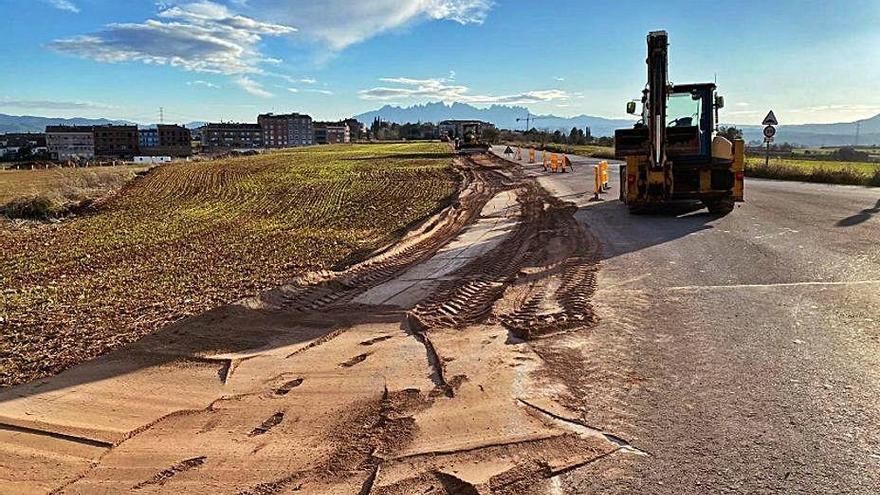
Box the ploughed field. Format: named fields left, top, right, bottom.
left=0, top=143, right=458, bottom=387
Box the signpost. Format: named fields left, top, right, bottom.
left=762, top=111, right=778, bottom=167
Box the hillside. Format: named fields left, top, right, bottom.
left=735, top=118, right=880, bottom=146
left=0, top=114, right=134, bottom=133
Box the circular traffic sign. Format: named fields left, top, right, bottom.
left=763, top=125, right=777, bottom=139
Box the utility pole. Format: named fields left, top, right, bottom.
left=855, top=121, right=861, bottom=147
left=159, top=107, right=164, bottom=124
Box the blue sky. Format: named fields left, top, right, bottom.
left=1, top=0, right=879, bottom=125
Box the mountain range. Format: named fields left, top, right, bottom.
left=733, top=115, right=880, bottom=147
left=354, top=102, right=635, bottom=139
left=3, top=102, right=879, bottom=147
left=0, top=114, right=206, bottom=133
left=0, top=114, right=134, bottom=133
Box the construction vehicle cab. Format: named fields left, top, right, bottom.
left=455, top=122, right=490, bottom=154
left=616, top=31, right=744, bottom=214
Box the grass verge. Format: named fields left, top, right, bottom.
left=745, top=157, right=880, bottom=186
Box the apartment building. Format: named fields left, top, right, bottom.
left=45, top=126, right=95, bottom=161
left=156, top=124, right=192, bottom=156
left=138, top=125, right=192, bottom=157
left=313, top=121, right=350, bottom=145
left=199, top=123, right=263, bottom=150
left=94, top=125, right=139, bottom=158
left=342, top=118, right=365, bottom=141
left=139, top=128, right=159, bottom=149
left=258, top=113, right=313, bottom=148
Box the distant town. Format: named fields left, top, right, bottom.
left=0, top=112, right=497, bottom=166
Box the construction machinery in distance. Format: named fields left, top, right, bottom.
left=615, top=31, right=744, bottom=214
left=454, top=121, right=490, bottom=154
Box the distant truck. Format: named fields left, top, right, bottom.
left=133, top=156, right=172, bottom=164
left=615, top=31, right=744, bottom=214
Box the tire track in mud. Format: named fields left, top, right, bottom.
left=409, top=154, right=602, bottom=339
left=230, top=154, right=614, bottom=494
left=132, top=456, right=208, bottom=489
left=258, top=158, right=520, bottom=316
left=56, top=154, right=616, bottom=495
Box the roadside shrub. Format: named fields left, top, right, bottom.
left=3, top=194, right=65, bottom=220
left=829, top=147, right=871, bottom=162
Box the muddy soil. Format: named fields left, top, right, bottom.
left=0, top=154, right=637, bottom=495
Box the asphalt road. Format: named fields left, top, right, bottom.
left=496, top=147, right=880, bottom=493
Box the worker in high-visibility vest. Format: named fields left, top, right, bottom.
left=542, top=152, right=549, bottom=171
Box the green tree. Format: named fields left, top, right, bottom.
left=718, top=126, right=743, bottom=142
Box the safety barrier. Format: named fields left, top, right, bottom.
left=561, top=154, right=571, bottom=172
left=599, top=161, right=609, bottom=190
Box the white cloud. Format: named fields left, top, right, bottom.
left=789, top=104, right=880, bottom=114
left=188, top=80, right=220, bottom=88
left=45, top=0, right=79, bottom=13
left=359, top=76, right=569, bottom=105
left=234, top=76, right=273, bottom=97
left=238, top=0, right=493, bottom=50
left=554, top=77, right=565, bottom=82
left=298, top=77, right=317, bottom=84
left=305, top=89, right=333, bottom=95
left=48, top=1, right=295, bottom=76
left=287, top=87, right=299, bottom=93
left=0, top=98, right=111, bottom=110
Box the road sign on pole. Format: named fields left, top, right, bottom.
left=762, top=111, right=779, bottom=167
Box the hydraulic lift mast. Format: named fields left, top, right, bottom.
left=646, top=31, right=669, bottom=171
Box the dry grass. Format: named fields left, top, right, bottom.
left=0, top=143, right=458, bottom=387
left=746, top=157, right=880, bottom=186
left=0, top=165, right=150, bottom=206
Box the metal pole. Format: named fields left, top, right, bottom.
left=765, top=140, right=770, bottom=167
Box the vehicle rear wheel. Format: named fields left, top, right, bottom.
left=703, top=197, right=734, bottom=215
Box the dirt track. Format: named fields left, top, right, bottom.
left=0, top=154, right=638, bottom=494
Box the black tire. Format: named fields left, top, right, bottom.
left=703, top=198, right=735, bottom=215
